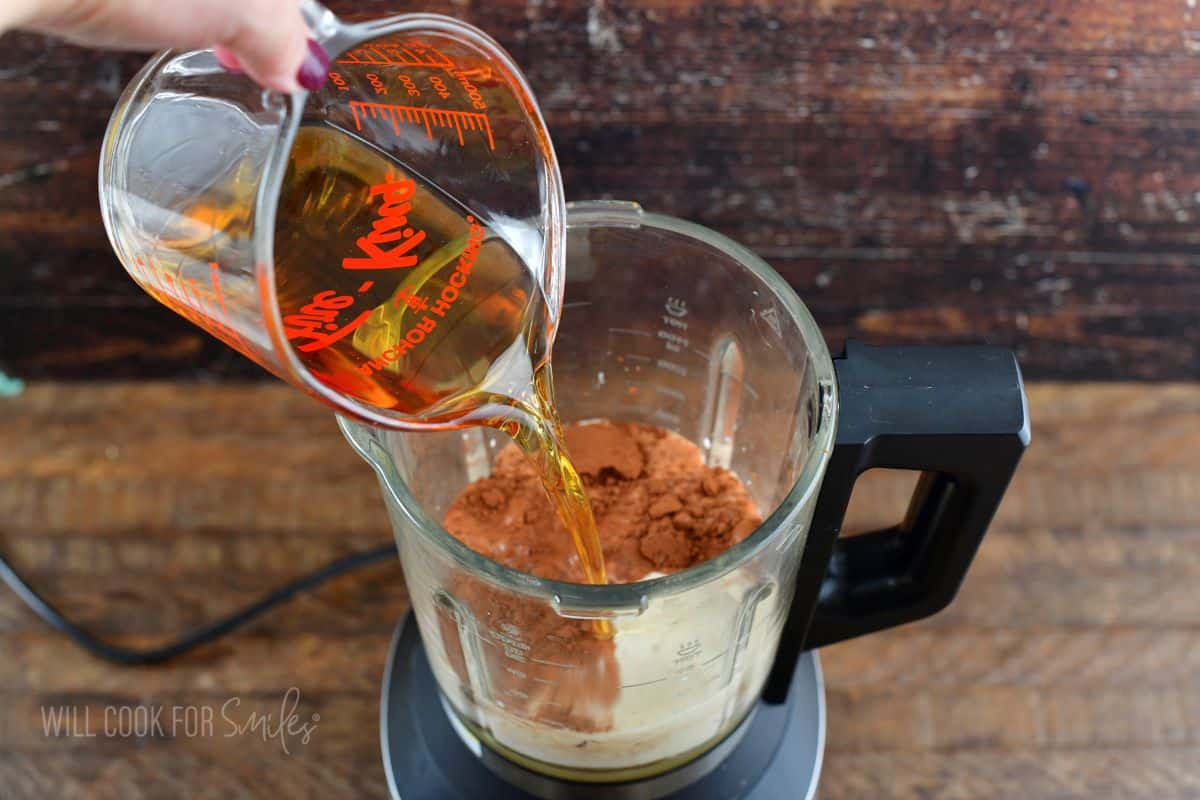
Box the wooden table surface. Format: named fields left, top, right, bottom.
left=0, top=381, right=1197, bottom=798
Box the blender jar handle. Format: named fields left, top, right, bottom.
left=763, top=341, right=1030, bottom=704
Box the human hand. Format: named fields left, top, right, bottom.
left=1, top=0, right=329, bottom=92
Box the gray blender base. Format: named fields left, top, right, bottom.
left=381, top=615, right=825, bottom=800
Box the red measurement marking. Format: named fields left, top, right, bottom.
left=128, top=253, right=255, bottom=356
left=208, top=261, right=250, bottom=353
left=358, top=281, right=375, bottom=292
left=335, top=42, right=455, bottom=70
left=349, top=101, right=495, bottom=151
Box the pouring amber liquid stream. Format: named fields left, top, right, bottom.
left=270, top=124, right=611, bottom=591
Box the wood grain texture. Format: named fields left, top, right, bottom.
left=2, top=1, right=1200, bottom=380
left=0, top=381, right=1197, bottom=798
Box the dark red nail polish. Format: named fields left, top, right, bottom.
left=297, top=39, right=330, bottom=91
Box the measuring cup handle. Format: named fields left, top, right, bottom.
left=301, top=0, right=337, bottom=30
left=763, top=341, right=1029, bottom=704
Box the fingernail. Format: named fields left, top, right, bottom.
left=214, top=46, right=243, bottom=74
left=297, top=39, right=330, bottom=91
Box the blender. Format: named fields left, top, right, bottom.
left=97, top=4, right=1029, bottom=795
left=339, top=201, right=1029, bottom=799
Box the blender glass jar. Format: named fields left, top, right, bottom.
left=339, top=201, right=838, bottom=781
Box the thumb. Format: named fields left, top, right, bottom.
left=214, top=0, right=329, bottom=92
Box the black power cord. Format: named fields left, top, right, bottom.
left=0, top=543, right=396, bottom=665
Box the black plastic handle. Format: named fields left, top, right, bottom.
left=763, top=341, right=1029, bottom=704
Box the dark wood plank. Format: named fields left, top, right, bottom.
left=0, top=632, right=392, bottom=693
left=0, top=751, right=389, bottom=799
left=825, top=685, right=1200, bottom=751
left=0, top=561, right=406, bottom=636
left=821, top=749, right=1200, bottom=800
left=3, top=1, right=1200, bottom=378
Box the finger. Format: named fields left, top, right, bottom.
left=213, top=45, right=243, bottom=73
left=216, top=0, right=315, bottom=92
left=232, top=35, right=330, bottom=93
left=0, top=0, right=45, bottom=32
left=21, top=0, right=325, bottom=92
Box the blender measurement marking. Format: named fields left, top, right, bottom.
left=619, top=650, right=728, bottom=689
left=659, top=297, right=689, bottom=354
left=529, top=656, right=576, bottom=669
left=349, top=101, right=495, bottom=150
left=652, top=385, right=685, bottom=426
left=335, top=44, right=455, bottom=70
left=621, top=676, right=669, bottom=689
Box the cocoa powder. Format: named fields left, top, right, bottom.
left=443, top=421, right=762, bottom=584
left=435, top=421, right=762, bottom=735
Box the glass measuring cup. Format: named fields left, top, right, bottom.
left=99, top=2, right=566, bottom=429
left=339, top=201, right=1029, bottom=786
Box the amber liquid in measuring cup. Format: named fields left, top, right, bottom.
left=273, top=124, right=608, bottom=587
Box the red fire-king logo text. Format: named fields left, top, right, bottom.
left=282, top=177, right=428, bottom=353
left=341, top=179, right=427, bottom=270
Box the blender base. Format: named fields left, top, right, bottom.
left=381, top=615, right=825, bottom=800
